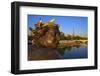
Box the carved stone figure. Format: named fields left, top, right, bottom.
left=29, top=19, right=60, bottom=48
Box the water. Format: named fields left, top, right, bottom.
left=28, top=44, right=88, bottom=60
left=62, top=45, right=88, bottom=59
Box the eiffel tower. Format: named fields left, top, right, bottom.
left=73, top=25, right=75, bottom=40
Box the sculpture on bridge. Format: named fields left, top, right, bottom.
left=29, top=19, right=61, bottom=48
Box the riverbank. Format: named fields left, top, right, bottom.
left=58, top=40, right=87, bottom=48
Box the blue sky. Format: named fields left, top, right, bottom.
left=28, top=15, right=88, bottom=37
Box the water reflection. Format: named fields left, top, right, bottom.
left=28, top=44, right=88, bottom=60
left=57, top=44, right=88, bottom=59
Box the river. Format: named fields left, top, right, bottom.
left=61, top=45, right=88, bottom=59
left=28, top=44, right=88, bottom=60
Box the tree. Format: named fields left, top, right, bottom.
left=60, top=32, right=66, bottom=40
left=66, top=34, right=72, bottom=40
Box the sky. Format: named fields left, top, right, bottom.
left=28, top=15, right=88, bottom=37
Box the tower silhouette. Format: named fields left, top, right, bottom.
left=73, top=25, right=75, bottom=40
